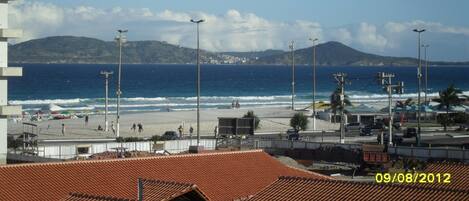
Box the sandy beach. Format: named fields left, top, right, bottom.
left=8, top=106, right=341, bottom=140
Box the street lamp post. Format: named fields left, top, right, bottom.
left=309, top=38, right=318, bottom=130
left=289, top=41, right=295, bottom=111
left=422, top=44, right=429, bottom=120
left=115, top=29, right=127, bottom=137
left=191, top=19, right=204, bottom=146
left=413, top=29, right=425, bottom=146
left=100, top=71, right=113, bottom=132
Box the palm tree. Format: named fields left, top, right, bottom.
left=434, top=84, right=463, bottom=130
left=329, top=88, right=352, bottom=123
left=396, top=98, right=414, bottom=122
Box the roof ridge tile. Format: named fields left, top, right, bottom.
left=0, top=149, right=264, bottom=169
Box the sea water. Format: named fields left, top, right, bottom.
left=8, top=64, right=469, bottom=113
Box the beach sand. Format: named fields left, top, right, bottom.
left=8, top=106, right=340, bottom=140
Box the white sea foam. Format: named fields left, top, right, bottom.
left=8, top=98, right=88, bottom=105
left=122, top=97, right=167, bottom=101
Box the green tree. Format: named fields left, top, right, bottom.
left=243, top=110, right=260, bottom=130
left=290, top=113, right=309, bottom=131
left=329, top=88, right=352, bottom=123
left=434, top=84, right=463, bottom=130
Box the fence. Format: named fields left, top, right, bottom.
left=253, top=139, right=362, bottom=151
left=35, top=139, right=217, bottom=159
left=388, top=146, right=469, bottom=163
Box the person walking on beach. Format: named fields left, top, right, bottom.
left=61, top=123, right=66, bottom=135
left=138, top=123, right=143, bottom=133
left=111, top=121, right=116, bottom=135
left=235, top=100, right=240, bottom=108
left=85, top=115, right=89, bottom=126
left=189, top=126, right=194, bottom=139
left=178, top=125, right=184, bottom=137
left=214, top=126, right=218, bottom=138
left=131, top=123, right=136, bottom=132
left=232, top=100, right=235, bottom=109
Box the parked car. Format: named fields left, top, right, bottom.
left=345, top=122, right=363, bottom=132
left=359, top=126, right=373, bottom=136
left=286, top=129, right=299, bottom=140
left=367, top=122, right=387, bottom=130
left=377, top=133, right=403, bottom=145
left=404, top=128, right=417, bottom=138
left=161, top=131, right=180, bottom=140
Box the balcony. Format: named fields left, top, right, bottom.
left=0, top=29, right=23, bottom=38
left=0, top=105, right=22, bottom=116
left=0, top=67, right=22, bottom=77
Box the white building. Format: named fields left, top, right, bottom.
left=0, top=0, right=22, bottom=164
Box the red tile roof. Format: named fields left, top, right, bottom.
left=141, top=179, right=210, bottom=201
left=63, top=193, right=134, bottom=201
left=0, top=150, right=324, bottom=201
left=249, top=176, right=469, bottom=201
left=423, top=162, right=469, bottom=191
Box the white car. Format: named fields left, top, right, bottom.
left=345, top=122, right=363, bottom=132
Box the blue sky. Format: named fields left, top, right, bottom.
left=8, top=0, right=469, bottom=61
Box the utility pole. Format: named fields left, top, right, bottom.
left=191, top=19, right=204, bottom=147
left=100, top=71, right=113, bottom=132
left=309, top=38, right=318, bottom=130
left=290, top=41, right=295, bottom=111
left=115, top=29, right=127, bottom=137
left=333, top=73, right=347, bottom=144
left=377, top=72, right=404, bottom=145
left=413, top=29, right=425, bottom=146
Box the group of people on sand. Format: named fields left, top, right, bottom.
left=231, top=100, right=241, bottom=109
left=131, top=123, right=144, bottom=133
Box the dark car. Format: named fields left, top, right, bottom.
left=404, top=128, right=417, bottom=138
left=359, top=126, right=373, bottom=136
left=367, top=122, right=387, bottom=130
left=286, top=129, right=299, bottom=140
left=377, top=133, right=403, bottom=145
left=161, top=131, right=180, bottom=140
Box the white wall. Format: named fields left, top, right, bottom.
left=0, top=2, right=8, bottom=164
left=0, top=41, right=7, bottom=67
left=0, top=3, right=7, bottom=29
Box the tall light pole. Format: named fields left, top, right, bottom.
left=422, top=44, right=429, bottom=120
left=100, top=71, right=113, bottom=132
left=191, top=19, right=204, bottom=146
left=422, top=44, right=429, bottom=106
left=115, top=29, right=127, bottom=137
left=309, top=38, right=318, bottom=130
left=413, top=29, right=425, bottom=146
left=289, top=41, right=295, bottom=111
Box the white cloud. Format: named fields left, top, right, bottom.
left=9, top=1, right=65, bottom=41
left=356, top=22, right=388, bottom=51
left=7, top=2, right=469, bottom=60
left=330, top=28, right=352, bottom=45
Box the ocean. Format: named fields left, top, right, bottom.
left=7, top=64, right=469, bottom=113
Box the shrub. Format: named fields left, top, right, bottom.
left=151, top=135, right=162, bottom=142
left=290, top=113, right=309, bottom=131
left=243, top=110, right=260, bottom=130
left=437, top=114, right=453, bottom=131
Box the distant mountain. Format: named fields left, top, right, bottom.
left=8, top=36, right=469, bottom=66
left=252, top=41, right=469, bottom=66
left=9, top=36, right=222, bottom=64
